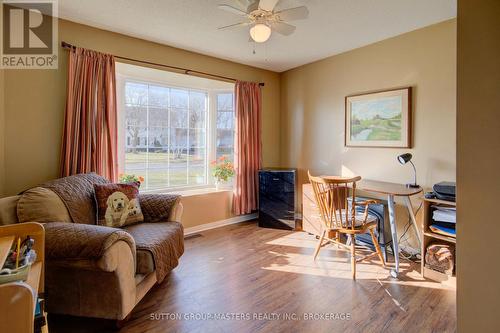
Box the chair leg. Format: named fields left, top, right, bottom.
left=335, top=231, right=341, bottom=248
left=351, top=235, right=356, bottom=280
left=313, top=230, right=326, bottom=261
left=369, top=229, right=386, bottom=267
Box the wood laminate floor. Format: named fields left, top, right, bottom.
left=49, top=221, right=456, bottom=333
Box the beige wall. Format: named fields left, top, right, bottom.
left=457, top=1, right=500, bottom=331
left=0, top=68, right=4, bottom=196
left=280, top=20, right=456, bottom=247
left=2, top=19, right=280, bottom=226
left=181, top=191, right=234, bottom=230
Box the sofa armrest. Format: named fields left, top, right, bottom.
left=44, top=222, right=136, bottom=271
left=47, top=240, right=133, bottom=272
left=139, top=193, right=181, bottom=223
left=168, top=202, right=183, bottom=223
left=45, top=240, right=137, bottom=319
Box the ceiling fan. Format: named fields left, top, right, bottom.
left=217, top=0, right=309, bottom=43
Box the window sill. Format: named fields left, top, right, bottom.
left=142, top=187, right=233, bottom=197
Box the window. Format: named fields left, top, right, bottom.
left=116, top=63, right=234, bottom=191
left=216, top=93, right=235, bottom=162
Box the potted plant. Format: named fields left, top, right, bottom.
left=211, top=156, right=235, bottom=190
left=118, top=174, right=145, bottom=184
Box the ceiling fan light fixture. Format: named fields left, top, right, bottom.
left=249, top=23, right=271, bottom=43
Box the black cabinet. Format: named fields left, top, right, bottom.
left=258, top=169, right=297, bottom=230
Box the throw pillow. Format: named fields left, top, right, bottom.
left=94, top=182, right=143, bottom=227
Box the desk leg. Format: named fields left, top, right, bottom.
left=403, top=196, right=422, bottom=249
left=388, top=194, right=399, bottom=278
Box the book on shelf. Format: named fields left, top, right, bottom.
left=429, top=223, right=456, bottom=238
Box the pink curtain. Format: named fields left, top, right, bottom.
left=60, top=47, right=118, bottom=181
left=233, top=81, right=262, bottom=215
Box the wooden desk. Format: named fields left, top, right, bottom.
left=322, top=177, right=423, bottom=277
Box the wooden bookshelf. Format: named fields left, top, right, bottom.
left=25, top=262, right=43, bottom=294
left=0, top=222, right=48, bottom=333
left=421, top=198, right=456, bottom=288
left=0, top=236, right=15, bottom=268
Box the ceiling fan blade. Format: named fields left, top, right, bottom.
left=218, top=4, right=249, bottom=16
left=276, top=6, right=309, bottom=21
left=218, top=22, right=251, bottom=30
left=235, top=0, right=249, bottom=9
left=259, top=0, right=280, bottom=11
left=227, top=0, right=250, bottom=12
left=271, top=22, right=296, bottom=36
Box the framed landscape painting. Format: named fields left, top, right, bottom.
left=345, top=87, right=412, bottom=148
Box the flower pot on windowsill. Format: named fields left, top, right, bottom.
left=211, top=156, right=235, bottom=191
left=215, top=179, right=232, bottom=191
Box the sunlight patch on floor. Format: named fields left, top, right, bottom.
left=263, top=232, right=453, bottom=290
left=261, top=250, right=391, bottom=280
left=264, top=232, right=320, bottom=249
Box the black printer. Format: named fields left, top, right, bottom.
left=432, top=181, right=456, bottom=202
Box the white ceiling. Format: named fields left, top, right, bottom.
left=58, top=0, right=457, bottom=72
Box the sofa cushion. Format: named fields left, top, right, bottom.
left=123, top=222, right=184, bottom=280
left=94, top=182, right=144, bottom=227
left=17, top=187, right=72, bottom=223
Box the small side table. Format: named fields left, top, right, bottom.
left=0, top=222, right=48, bottom=333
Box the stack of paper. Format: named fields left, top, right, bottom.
left=432, top=206, right=456, bottom=224
left=430, top=206, right=456, bottom=237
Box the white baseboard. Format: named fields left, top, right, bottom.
left=184, top=213, right=258, bottom=236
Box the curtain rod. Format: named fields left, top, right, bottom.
left=61, top=41, right=265, bottom=87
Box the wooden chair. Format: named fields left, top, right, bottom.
left=308, top=171, right=385, bottom=279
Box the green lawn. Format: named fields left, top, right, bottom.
left=125, top=152, right=206, bottom=189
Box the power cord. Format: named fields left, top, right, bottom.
left=382, top=201, right=423, bottom=262
left=398, top=201, right=423, bottom=261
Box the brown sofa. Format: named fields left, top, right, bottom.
left=0, top=185, right=184, bottom=321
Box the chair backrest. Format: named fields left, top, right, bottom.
left=308, top=171, right=361, bottom=230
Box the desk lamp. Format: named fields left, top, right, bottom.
left=397, top=153, right=419, bottom=188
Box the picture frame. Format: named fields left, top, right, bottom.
left=345, top=87, right=412, bottom=148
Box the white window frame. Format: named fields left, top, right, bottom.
left=116, top=68, right=234, bottom=193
